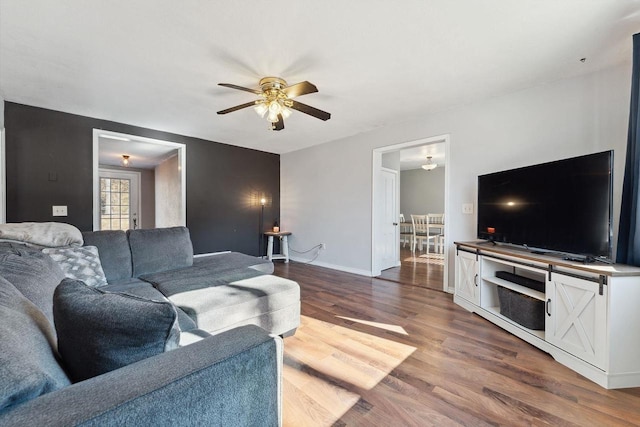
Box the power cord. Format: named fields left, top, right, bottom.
left=289, top=244, right=323, bottom=264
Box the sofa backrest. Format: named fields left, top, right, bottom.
left=127, top=227, right=194, bottom=277
left=83, top=227, right=194, bottom=282
left=82, top=230, right=133, bottom=282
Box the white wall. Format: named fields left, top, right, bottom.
left=281, top=63, right=631, bottom=286
left=401, top=167, right=445, bottom=216
left=155, top=154, right=181, bottom=227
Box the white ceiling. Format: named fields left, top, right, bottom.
left=400, top=143, right=446, bottom=171
left=98, top=135, right=178, bottom=169
left=1, top=1, right=638, bottom=155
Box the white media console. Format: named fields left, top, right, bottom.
left=454, top=241, right=640, bottom=389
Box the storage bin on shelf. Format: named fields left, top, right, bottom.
left=497, top=285, right=545, bottom=330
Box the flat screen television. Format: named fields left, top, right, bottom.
left=477, top=150, right=613, bottom=260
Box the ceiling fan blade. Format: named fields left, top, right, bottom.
left=290, top=100, right=331, bottom=121
left=218, top=83, right=262, bottom=95
left=271, top=114, right=285, bottom=131
left=217, top=101, right=256, bottom=115
left=282, top=81, right=318, bottom=98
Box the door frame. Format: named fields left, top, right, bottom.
left=92, top=129, right=187, bottom=230
left=371, top=133, right=451, bottom=292
left=97, top=167, right=141, bottom=230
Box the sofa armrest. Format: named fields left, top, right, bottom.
left=0, top=325, right=282, bottom=427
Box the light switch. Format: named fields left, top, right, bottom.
left=462, top=203, right=473, bottom=215
left=52, top=205, right=68, bottom=217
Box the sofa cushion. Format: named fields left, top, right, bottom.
left=102, top=281, right=197, bottom=332
left=0, top=276, right=70, bottom=411
left=43, top=246, right=108, bottom=288
left=194, top=251, right=274, bottom=274
left=53, top=279, right=181, bottom=382
left=141, top=252, right=272, bottom=297
left=82, top=230, right=132, bottom=282
left=165, top=274, right=300, bottom=335
left=128, top=227, right=193, bottom=277
left=0, top=245, right=66, bottom=325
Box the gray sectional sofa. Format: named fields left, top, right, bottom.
left=0, top=225, right=300, bottom=426
left=82, top=227, right=300, bottom=337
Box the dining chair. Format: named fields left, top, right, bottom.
left=399, top=214, right=412, bottom=247
left=428, top=213, right=445, bottom=254
left=411, top=214, right=438, bottom=254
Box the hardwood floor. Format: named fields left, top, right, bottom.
left=274, top=261, right=640, bottom=426
left=377, top=246, right=445, bottom=292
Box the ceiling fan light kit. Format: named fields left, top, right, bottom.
left=217, top=77, right=331, bottom=131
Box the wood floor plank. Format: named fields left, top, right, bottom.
left=275, top=260, right=640, bottom=426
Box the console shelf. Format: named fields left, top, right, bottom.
left=482, top=276, right=545, bottom=301
left=455, top=241, right=640, bottom=389
left=484, top=306, right=546, bottom=339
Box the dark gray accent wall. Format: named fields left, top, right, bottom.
left=4, top=102, right=280, bottom=256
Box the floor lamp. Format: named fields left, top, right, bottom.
left=258, top=197, right=266, bottom=257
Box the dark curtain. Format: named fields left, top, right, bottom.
left=617, top=33, right=640, bottom=265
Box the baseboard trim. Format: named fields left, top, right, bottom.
left=289, top=256, right=373, bottom=277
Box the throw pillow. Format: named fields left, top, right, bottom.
left=43, top=246, right=108, bottom=288
left=0, top=245, right=66, bottom=325
left=53, top=279, right=180, bottom=382
left=0, top=276, right=70, bottom=410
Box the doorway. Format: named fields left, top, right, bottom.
left=92, top=130, right=187, bottom=231
left=372, top=134, right=451, bottom=293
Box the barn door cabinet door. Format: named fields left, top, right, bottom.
left=455, top=250, right=480, bottom=305
left=545, top=272, right=607, bottom=370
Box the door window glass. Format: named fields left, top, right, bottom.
left=100, top=177, right=131, bottom=230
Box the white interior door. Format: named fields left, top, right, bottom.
left=378, top=168, right=399, bottom=270
left=98, top=168, right=141, bottom=231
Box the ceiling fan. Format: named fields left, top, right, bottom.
left=217, top=77, right=331, bottom=131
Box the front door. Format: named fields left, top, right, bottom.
left=98, top=169, right=140, bottom=231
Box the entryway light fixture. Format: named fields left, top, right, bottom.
left=121, top=155, right=131, bottom=167
left=421, top=156, right=437, bottom=171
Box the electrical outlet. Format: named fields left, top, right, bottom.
left=462, top=203, right=474, bottom=215
left=52, top=205, right=68, bottom=217
left=320, top=243, right=326, bottom=250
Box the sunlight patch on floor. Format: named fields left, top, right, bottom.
left=335, top=316, right=409, bottom=335
left=403, top=253, right=444, bottom=265
left=283, top=315, right=416, bottom=426
left=283, top=363, right=361, bottom=427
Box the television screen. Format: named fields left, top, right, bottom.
left=477, top=151, right=613, bottom=259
